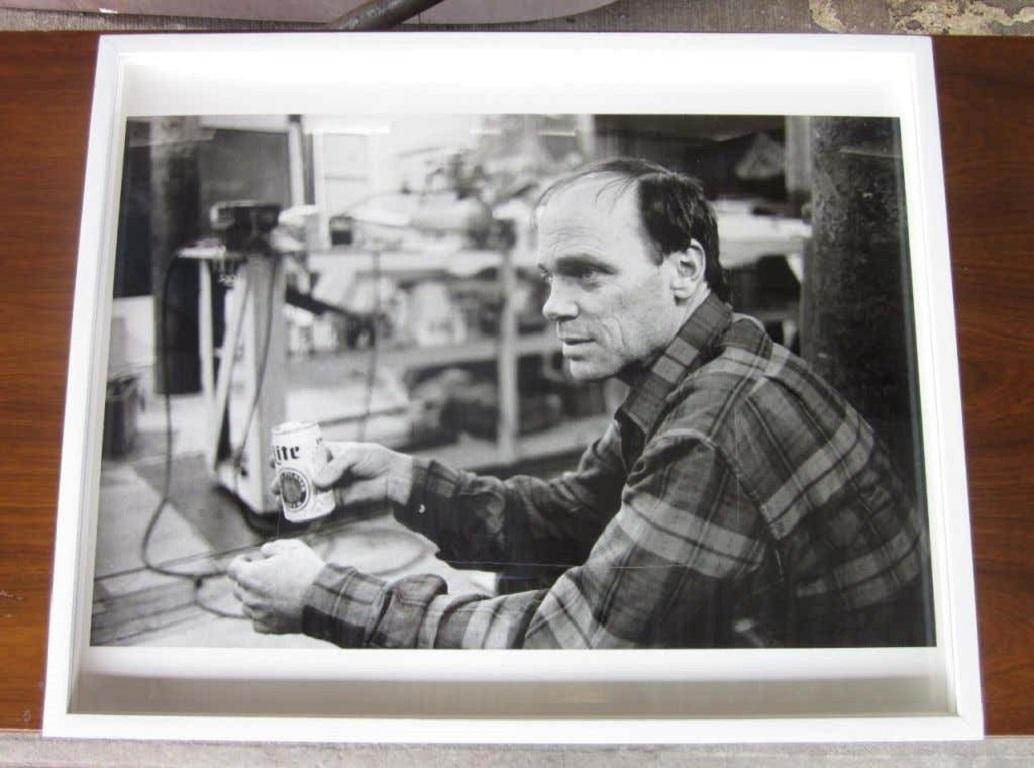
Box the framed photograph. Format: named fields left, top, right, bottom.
left=44, top=32, right=982, bottom=743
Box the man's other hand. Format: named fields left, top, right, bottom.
left=227, top=539, right=326, bottom=634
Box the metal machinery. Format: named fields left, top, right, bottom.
left=179, top=202, right=288, bottom=515
left=177, top=116, right=525, bottom=517
left=180, top=199, right=522, bottom=518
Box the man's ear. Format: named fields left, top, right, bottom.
left=671, top=239, right=707, bottom=301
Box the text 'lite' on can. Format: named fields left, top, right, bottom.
left=271, top=421, right=335, bottom=522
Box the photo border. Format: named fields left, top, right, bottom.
left=43, top=32, right=982, bottom=743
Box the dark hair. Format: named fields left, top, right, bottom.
left=537, top=158, right=729, bottom=302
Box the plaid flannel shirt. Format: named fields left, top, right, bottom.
left=302, top=293, right=930, bottom=649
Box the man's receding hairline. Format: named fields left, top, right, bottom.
left=535, top=170, right=665, bottom=265
left=536, top=170, right=640, bottom=215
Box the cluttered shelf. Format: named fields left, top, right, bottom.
left=308, top=247, right=512, bottom=276
left=287, top=336, right=611, bottom=472
left=288, top=330, right=559, bottom=380
left=293, top=244, right=549, bottom=360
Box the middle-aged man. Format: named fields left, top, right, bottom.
left=228, top=158, right=929, bottom=649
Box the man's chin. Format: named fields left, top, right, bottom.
left=565, top=359, right=614, bottom=383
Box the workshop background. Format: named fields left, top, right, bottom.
left=91, top=111, right=924, bottom=649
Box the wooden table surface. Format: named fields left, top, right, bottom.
left=0, top=32, right=1032, bottom=736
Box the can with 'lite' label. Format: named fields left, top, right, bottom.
left=271, top=421, right=335, bottom=522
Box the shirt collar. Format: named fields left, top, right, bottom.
left=617, top=292, right=732, bottom=437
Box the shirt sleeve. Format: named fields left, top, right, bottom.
left=302, top=431, right=770, bottom=649
left=393, top=419, right=630, bottom=572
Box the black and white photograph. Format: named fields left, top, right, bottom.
left=91, top=110, right=934, bottom=651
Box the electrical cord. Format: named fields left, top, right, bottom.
left=193, top=580, right=250, bottom=620
left=139, top=257, right=225, bottom=582
left=140, top=256, right=249, bottom=620
left=102, top=509, right=428, bottom=581
left=137, top=235, right=399, bottom=625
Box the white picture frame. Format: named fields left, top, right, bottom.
left=44, top=32, right=982, bottom=743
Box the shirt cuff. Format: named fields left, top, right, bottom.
left=394, top=457, right=462, bottom=540
left=301, top=563, right=388, bottom=647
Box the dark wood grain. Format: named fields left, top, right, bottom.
left=934, top=36, right=1034, bottom=735
left=0, top=32, right=1032, bottom=736
left=0, top=32, right=96, bottom=730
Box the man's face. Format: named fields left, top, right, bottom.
left=536, top=178, right=684, bottom=382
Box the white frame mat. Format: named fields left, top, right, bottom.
left=44, top=32, right=982, bottom=743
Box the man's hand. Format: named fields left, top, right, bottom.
left=309, top=442, right=415, bottom=512
left=227, top=539, right=326, bottom=634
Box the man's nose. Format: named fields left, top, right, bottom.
left=542, top=284, right=577, bottom=322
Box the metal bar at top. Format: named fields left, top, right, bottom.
left=326, top=0, right=449, bottom=31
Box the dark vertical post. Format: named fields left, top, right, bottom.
left=150, top=116, right=202, bottom=394
left=801, top=117, right=921, bottom=494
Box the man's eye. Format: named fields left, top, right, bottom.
left=569, top=266, right=601, bottom=283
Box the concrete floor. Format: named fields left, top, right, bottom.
left=5, top=734, right=1034, bottom=766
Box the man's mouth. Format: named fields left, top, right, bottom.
left=558, top=333, right=592, bottom=345
left=560, top=340, right=593, bottom=355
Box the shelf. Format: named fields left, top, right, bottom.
left=288, top=331, right=559, bottom=382
left=288, top=246, right=590, bottom=474
left=411, top=414, right=611, bottom=472
left=309, top=248, right=505, bottom=279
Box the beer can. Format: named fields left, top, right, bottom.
left=271, top=421, right=335, bottom=522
